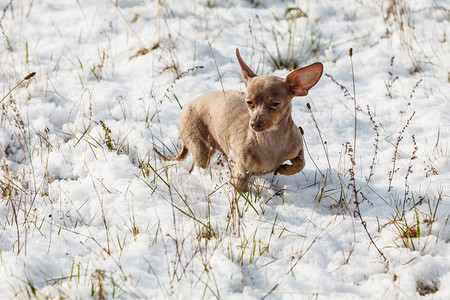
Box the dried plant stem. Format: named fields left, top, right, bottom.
left=388, top=111, right=416, bottom=192
left=348, top=48, right=358, bottom=204
left=365, top=105, right=379, bottom=184
left=303, top=136, right=324, bottom=178
left=324, top=73, right=353, bottom=101
left=349, top=48, right=386, bottom=261
left=0, top=72, right=36, bottom=104
left=349, top=49, right=357, bottom=161
left=306, top=103, right=332, bottom=173
left=403, top=135, right=418, bottom=213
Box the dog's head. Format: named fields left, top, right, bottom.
left=236, top=48, right=323, bottom=132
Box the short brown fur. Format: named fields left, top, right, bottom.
left=155, top=49, right=323, bottom=192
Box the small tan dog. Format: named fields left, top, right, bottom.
left=155, top=49, right=323, bottom=192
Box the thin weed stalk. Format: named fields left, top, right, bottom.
left=306, top=102, right=332, bottom=174
left=365, top=105, right=379, bottom=184
left=388, top=111, right=415, bottom=192
left=403, top=135, right=418, bottom=211
left=0, top=72, right=36, bottom=104
left=348, top=48, right=386, bottom=261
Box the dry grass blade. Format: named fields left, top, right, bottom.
left=0, top=72, right=36, bottom=104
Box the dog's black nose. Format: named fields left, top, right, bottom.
left=251, top=120, right=263, bottom=131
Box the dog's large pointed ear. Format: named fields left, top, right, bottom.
left=236, top=48, right=257, bottom=86
left=286, top=62, right=323, bottom=96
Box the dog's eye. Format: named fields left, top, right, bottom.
left=270, top=102, right=280, bottom=108
left=246, top=100, right=254, bottom=106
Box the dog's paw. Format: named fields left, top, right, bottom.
left=274, top=164, right=288, bottom=175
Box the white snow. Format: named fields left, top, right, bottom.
left=0, top=0, right=449, bottom=299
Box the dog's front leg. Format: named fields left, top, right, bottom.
left=232, top=165, right=251, bottom=193
left=275, top=149, right=305, bottom=176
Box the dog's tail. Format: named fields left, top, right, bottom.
left=154, top=145, right=189, bottom=162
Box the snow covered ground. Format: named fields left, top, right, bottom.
left=0, top=0, right=449, bottom=298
